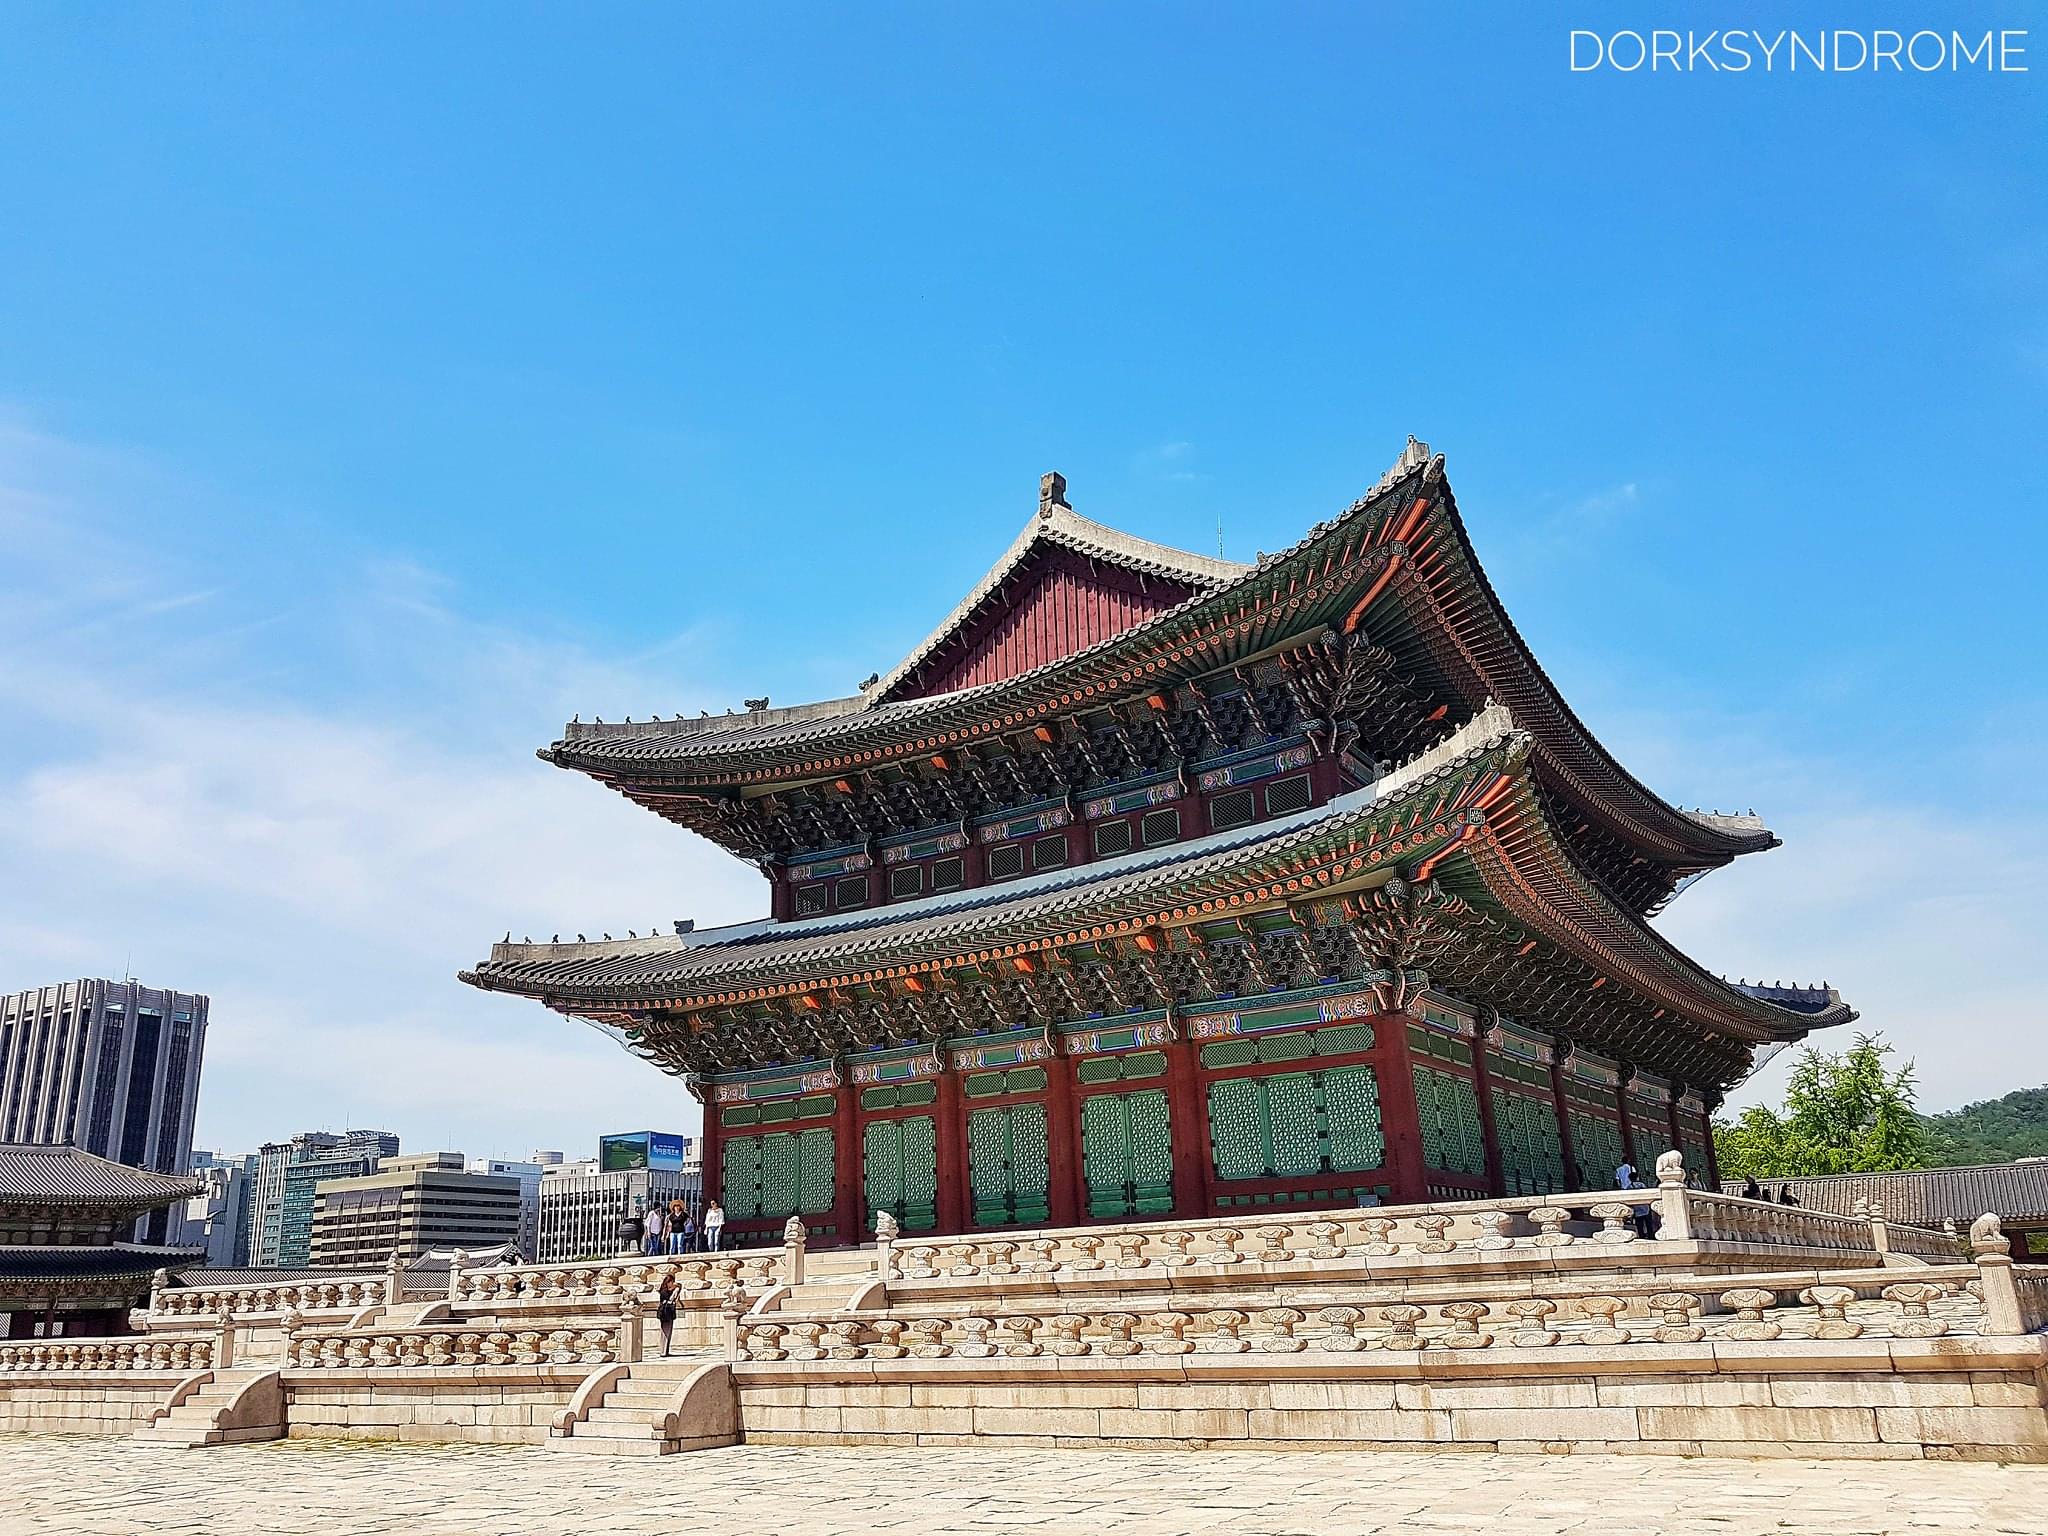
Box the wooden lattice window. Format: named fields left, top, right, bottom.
left=834, top=875, right=868, bottom=910
left=1208, top=787, right=1257, bottom=831
left=795, top=884, right=828, bottom=917
left=1140, top=808, right=1181, bottom=848
left=987, top=844, right=1026, bottom=881
left=932, top=856, right=965, bottom=892
left=1263, top=773, right=1312, bottom=817
left=1092, top=820, right=1133, bottom=857
left=889, top=864, right=923, bottom=901
left=1032, top=835, right=1068, bottom=871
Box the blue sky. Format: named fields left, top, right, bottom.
left=1, top=5, right=2042, bottom=1160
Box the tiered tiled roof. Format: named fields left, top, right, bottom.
left=0, top=1145, right=202, bottom=1208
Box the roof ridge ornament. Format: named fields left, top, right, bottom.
left=1038, top=471, right=1068, bottom=519
left=1370, top=436, right=1432, bottom=498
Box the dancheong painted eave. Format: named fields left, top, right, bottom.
left=534, top=445, right=1774, bottom=907
left=463, top=709, right=1850, bottom=1093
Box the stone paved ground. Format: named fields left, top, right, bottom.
left=3, top=1437, right=2048, bottom=1536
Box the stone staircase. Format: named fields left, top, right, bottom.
left=548, top=1355, right=736, bottom=1455
left=134, top=1368, right=285, bottom=1447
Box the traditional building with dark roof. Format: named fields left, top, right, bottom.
left=463, top=442, right=1851, bottom=1247
left=0, top=1144, right=202, bottom=1338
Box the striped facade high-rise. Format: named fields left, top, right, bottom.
left=0, top=979, right=209, bottom=1243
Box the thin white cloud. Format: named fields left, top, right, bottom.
left=0, top=414, right=763, bottom=1160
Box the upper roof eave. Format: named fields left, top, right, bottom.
left=537, top=447, right=1776, bottom=879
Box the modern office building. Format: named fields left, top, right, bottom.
left=0, top=980, right=208, bottom=1245
left=536, top=1161, right=700, bottom=1263
left=467, top=1157, right=546, bottom=1260
left=183, top=1151, right=256, bottom=1269
left=308, top=1153, right=521, bottom=1268
left=247, top=1129, right=399, bottom=1267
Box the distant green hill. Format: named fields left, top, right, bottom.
left=1922, top=1085, right=2048, bottom=1167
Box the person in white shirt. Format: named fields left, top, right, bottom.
left=640, top=1201, right=667, bottom=1257
left=703, top=1201, right=726, bottom=1252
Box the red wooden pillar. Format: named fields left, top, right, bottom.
left=833, top=1076, right=861, bottom=1245
left=1703, top=1097, right=1723, bottom=1186
left=1614, top=1075, right=1636, bottom=1178
left=1178, top=784, right=1212, bottom=842
left=1470, top=1033, right=1505, bottom=1199
left=1664, top=1095, right=1684, bottom=1170
left=1374, top=1012, right=1428, bottom=1203
left=1163, top=1028, right=1211, bottom=1219
left=1058, top=1055, right=1093, bottom=1223
left=1549, top=1055, right=1580, bottom=1193
left=934, top=1063, right=968, bottom=1234
left=1043, top=1048, right=1080, bottom=1228
left=698, top=1091, right=724, bottom=1220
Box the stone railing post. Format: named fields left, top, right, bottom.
left=1654, top=1150, right=1692, bottom=1242
left=446, top=1250, right=471, bottom=1302
left=148, top=1267, right=170, bottom=1315
left=213, top=1306, right=236, bottom=1370
left=617, top=1295, right=644, bottom=1365
left=1868, top=1200, right=1891, bottom=1260
left=721, top=1286, right=748, bottom=1361
left=874, top=1209, right=899, bottom=1280
left=384, top=1253, right=404, bottom=1307
left=1970, top=1213, right=2025, bottom=1335
left=782, top=1215, right=808, bottom=1287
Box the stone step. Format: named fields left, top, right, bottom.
left=566, top=1417, right=665, bottom=1441
left=598, top=1389, right=677, bottom=1413
left=625, top=1363, right=710, bottom=1382
left=548, top=1433, right=671, bottom=1456
left=582, top=1406, right=662, bottom=1431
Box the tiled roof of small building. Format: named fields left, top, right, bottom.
left=0, top=1145, right=202, bottom=1207
left=1724, top=1162, right=2048, bottom=1228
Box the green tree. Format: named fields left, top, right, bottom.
left=1713, top=1033, right=1930, bottom=1179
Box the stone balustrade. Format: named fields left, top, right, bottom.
left=736, top=1277, right=1990, bottom=1363
left=149, top=1276, right=386, bottom=1320
left=1683, top=1192, right=1954, bottom=1259
left=282, top=1324, right=624, bottom=1370
left=450, top=1252, right=780, bottom=1306
left=881, top=1194, right=1646, bottom=1283
left=0, top=1336, right=215, bottom=1372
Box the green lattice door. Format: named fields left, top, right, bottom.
left=966, top=1102, right=1050, bottom=1226
left=747, top=1127, right=835, bottom=1220
left=1412, top=1065, right=1487, bottom=1176
left=863, top=1115, right=938, bottom=1231
left=722, top=1134, right=764, bottom=1217
left=1569, top=1112, right=1625, bottom=1192
left=1207, top=1065, right=1385, bottom=1181
left=1081, top=1089, right=1174, bottom=1218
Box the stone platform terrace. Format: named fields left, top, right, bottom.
left=4, top=1436, right=2048, bottom=1536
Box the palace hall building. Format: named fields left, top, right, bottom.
left=464, top=443, right=1851, bottom=1248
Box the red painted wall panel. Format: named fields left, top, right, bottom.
left=901, top=551, right=1195, bottom=700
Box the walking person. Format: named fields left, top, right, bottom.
left=677, top=1207, right=698, bottom=1254
left=1741, top=1174, right=1763, bottom=1200
left=667, top=1198, right=690, bottom=1255
left=655, top=1275, right=678, bottom=1356
left=704, top=1200, right=726, bottom=1252
left=641, top=1199, right=667, bottom=1257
